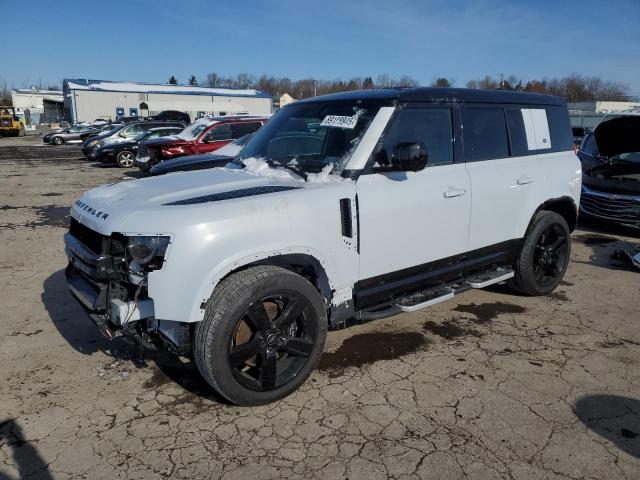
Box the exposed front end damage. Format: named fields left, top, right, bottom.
left=63, top=218, right=191, bottom=353
left=579, top=115, right=640, bottom=229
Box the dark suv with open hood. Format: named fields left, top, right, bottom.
left=577, top=111, right=640, bottom=229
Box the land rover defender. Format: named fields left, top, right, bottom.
left=64, top=88, right=580, bottom=405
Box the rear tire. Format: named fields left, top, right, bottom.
left=510, top=211, right=571, bottom=295
left=194, top=266, right=327, bottom=406
left=116, top=150, right=135, bottom=168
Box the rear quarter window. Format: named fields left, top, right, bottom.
left=506, top=106, right=573, bottom=156
left=545, top=106, right=573, bottom=152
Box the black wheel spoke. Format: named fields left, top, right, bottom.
left=534, top=263, right=545, bottom=282
left=258, top=349, right=277, bottom=389
left=283, top=338, right=314, bottom=358
left=275, top=297, right=303, bottom=330
left=229, top=337, right=260, bottom=366
left=227, top=287, right=319, bottom=393
left=246, top=301, right=272, bottom=332
left=548, top=235, right=567, bottom=250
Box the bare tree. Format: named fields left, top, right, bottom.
left=467, top=73, right=630, bottom=101
left=206, top=72, right=222, bottom=87
left=0, top=79, right=12, bottom=104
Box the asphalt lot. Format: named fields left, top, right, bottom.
left=1, top=133, right=639, bottom=480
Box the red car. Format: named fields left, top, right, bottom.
left=138, top=115, right=267, bottom=169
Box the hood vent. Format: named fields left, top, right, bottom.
left=164, top=185, right=300, bottom=205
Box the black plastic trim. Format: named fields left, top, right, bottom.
left=164, top=185, right=301, bottom=205
left=340, top=198, right=352, bottom=238
left=354, top=239, right=522, bottom=310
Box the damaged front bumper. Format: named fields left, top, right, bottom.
left=63, top=227, right=190, bottom=352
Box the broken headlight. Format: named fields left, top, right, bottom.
left=126, top=236, right=170, bottom=270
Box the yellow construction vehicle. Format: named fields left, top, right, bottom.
left=0, top=106, right=26, bottom=136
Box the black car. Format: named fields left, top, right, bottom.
left=83, top=120, right=186, bottom=160
left=149, top=152, right=233, bottom=176
left=150, top=110, right=191, bottom=125
left=82, top=124, right=127, bottom=157
left=96, top=127, right=184, bottom=168
left=148, top=133, right=253, bottom=176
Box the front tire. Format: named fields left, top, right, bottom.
left=194, top=266, right=328, bottom=406
left=52, top=136, right=64, bottom=145
left=510, top=211, right=571, bottom=295
left=116, top=150, right=135, bottom=168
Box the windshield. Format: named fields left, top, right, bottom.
left=176, top=121, right=211, bottom=141
left=239, top=100, right=385, bottom=175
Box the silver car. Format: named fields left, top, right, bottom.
left=43, top=125, right=99, bottom=145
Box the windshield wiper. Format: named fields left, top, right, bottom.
left=266, top=160, right=308, bottom=180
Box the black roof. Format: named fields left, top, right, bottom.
left=297, top=87, right=564, bottom=106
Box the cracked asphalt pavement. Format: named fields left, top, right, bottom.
left=1, top=139, right=639, bottom=479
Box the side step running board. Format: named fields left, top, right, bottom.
left=464, top=267, right=514, bottom=288
left=355, top=267, right=515, bottom=321
left=397, top=287, right=455, bottom=312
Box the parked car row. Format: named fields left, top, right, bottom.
left=135, top=115, right=268, bottom=173
left=81, top=120, right=186, bottom=167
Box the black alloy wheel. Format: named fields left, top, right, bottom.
left=228, top=292, right=317, bottom=391
left=510, top=210, right=572, bottom=295
left=532, top=223, right=569, bottom=288
left=194, top=265, right=327, bottom=406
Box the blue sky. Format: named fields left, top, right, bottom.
left=4, top=0, right=640, bottom=94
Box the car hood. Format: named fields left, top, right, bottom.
left=71, top=167, right=304, bottom=235
left=595, top=116, right=640, bottom=158
left=151, top=153, right=231, bottom=174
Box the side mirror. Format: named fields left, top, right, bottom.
left=373, top=142, right=428, bottom=172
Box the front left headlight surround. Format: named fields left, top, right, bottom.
left=126, top=235, right=171, bottom=270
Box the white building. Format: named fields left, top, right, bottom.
left=568, top=100, right=640, bottom=128
left=63, top=79, right=273, bottom=124
left=568, top=100, right=640, bottom=114
left=11, top=88, right=65, bottom=124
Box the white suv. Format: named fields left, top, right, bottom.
left=64, top=88, right=581, bottom=405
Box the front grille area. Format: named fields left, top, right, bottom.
left=1, top=118, right=13, bottom=127
left=69, top=218, right=107, bottom=254
left=581, top=186, right=640, bottom=227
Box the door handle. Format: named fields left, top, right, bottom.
left=517, top=175, right=534, bottom=185
left=443, top=187, right=466, bottom=198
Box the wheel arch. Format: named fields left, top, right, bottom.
left=188, top=249, right=337, bottom=323
left=531, top=196, right=578, bottom=232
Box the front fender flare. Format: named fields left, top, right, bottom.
left=187, top=246, right=337, bottom=323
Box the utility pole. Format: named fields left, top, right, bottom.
left=314, top=79, right=317, bottom=97
left=499, top=73, right=504, bottom=89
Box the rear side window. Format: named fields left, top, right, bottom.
left=231, top=121, right=262, bottom=139
left=381, top=108, right=453, bottom=166
left=506, top=106, right=573, bottom=156
left=463, top=108, right=509, bottom=162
